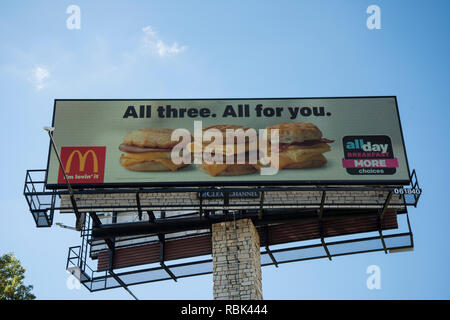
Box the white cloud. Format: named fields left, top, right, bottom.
left=142, top=26, right=157, bottom=37
left=29, top=66, right=50, bottom=90
left=141, top=26, right=187, bottom=57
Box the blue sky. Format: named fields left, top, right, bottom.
left=0, top=0, right=449, bottom=299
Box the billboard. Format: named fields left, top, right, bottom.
left=46, top=97, right=410, bottom=188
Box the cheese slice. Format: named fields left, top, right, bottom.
left=200, top=163, right=261, bottom=177
left=120, top=152, right=185, bottom=171
left=269, top=143, right=331, bottom=170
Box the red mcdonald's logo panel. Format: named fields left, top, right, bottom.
left=57, top=146, right=106, bottom=184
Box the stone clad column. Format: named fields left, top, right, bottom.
left=211, top=218, right=263, bottom=300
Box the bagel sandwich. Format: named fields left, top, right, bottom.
left=265, top=122, right=333, bottom=170
left=119, top=128, right=190, bottom=172
left=192, top=124, right=261, bottom=177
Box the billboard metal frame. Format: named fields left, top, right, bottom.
left=45, top=96, right=411, bottom=189
left=66, top=212, right=414, bottom=293
left=25, top=167, right=420, bottom=297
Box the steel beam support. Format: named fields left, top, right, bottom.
left=136, top=193, right=142, bottom=221
left=158, top=233, right=177, bottom=282
left=92, top=208, right=387, bottom=239
left=318, top=191, right=332, bottom=261
left=108, top=270, right=139, bottom=300
left=263, top=226, right=278, bottom=267
left=378, top=191, right=393, bottom=254
left=258, top=190, right=265, bottom=219
left=147, top=210, right=155, bottom=223
left=88, top=212, right=115, bottom=251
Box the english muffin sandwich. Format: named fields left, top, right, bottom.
left=192, top=124, right=261, bottom=176
left=265, top=122, right=333, bottom=170
left=119, top=128, right=190, bottom=171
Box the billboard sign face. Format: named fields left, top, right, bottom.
left=46, top=97, right=410, bottom=188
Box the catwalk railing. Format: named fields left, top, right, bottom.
left=65, top=212, right=414, bottom=292
left=24, top=169, right=421, bottom=228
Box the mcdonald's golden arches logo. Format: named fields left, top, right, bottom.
left=65, top=149, right=98, bottom=173
left=58, top=146, right=106, bottom=184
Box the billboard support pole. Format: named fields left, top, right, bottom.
left=44, top=127, right=83, bottom=231
left=212, top=218, right=263, bottom=300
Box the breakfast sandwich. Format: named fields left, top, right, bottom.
left=265, top=122, right=333, bottom=170
left=119, top=128, right=190, bottom=171
left=192, top=124, right=261, bottom=176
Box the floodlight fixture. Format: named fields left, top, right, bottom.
left=43, top=126, right=55, bottom=132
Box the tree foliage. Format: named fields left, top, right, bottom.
left=0, top=253, right=35, bottom=300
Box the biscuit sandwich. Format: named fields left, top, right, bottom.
left=192, top=124, right=261, bottom=176
left=265, top=122, right=333, bottom=170
left=119, top=128, right=190, bottom=172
